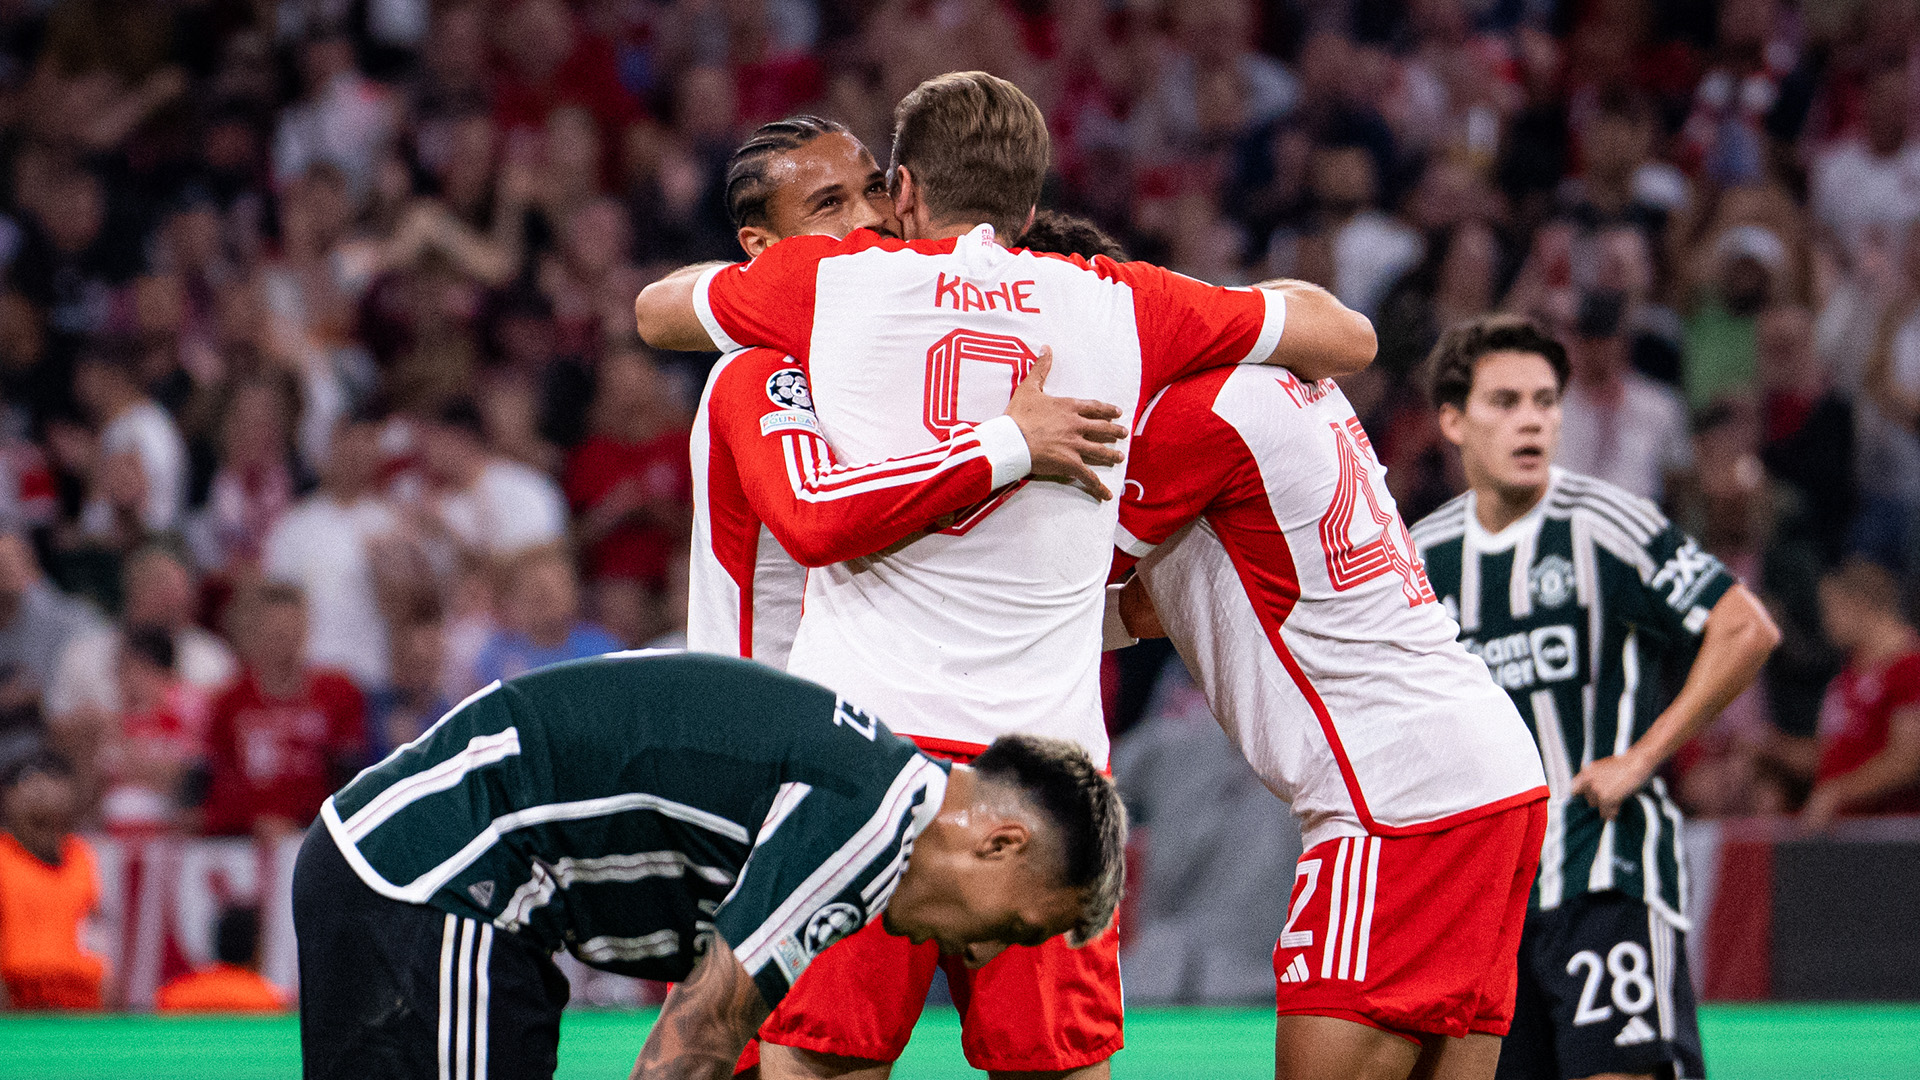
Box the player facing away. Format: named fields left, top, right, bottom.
left=1407, top=316, right=1780, bottom=1080
left=687, top=115, right=1128, bottom=666
left=636, top=71, right=1375, bottom=1080
left=1110, top=353, right=1548, bottom=1078
left=292, top=650, right=1125, bottom=1080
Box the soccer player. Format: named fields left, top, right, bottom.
left=1407, top=315, right=1780, bottom=1080
left=637, top=71, right=1373, bottom=1080
left=293, top=650, right=1124, bottom=1080
left=1109, top=339, right=1548, bottom=1079
left=688, top=116, right=1129, bottom=665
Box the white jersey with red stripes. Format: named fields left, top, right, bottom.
left=688, top=345, right=1030, bottom=665
left=693, top=225, right=1283, bottom=764
left=1116, top=364, right=1546, bottom=848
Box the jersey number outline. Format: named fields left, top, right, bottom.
left=923, top=328, right=1040, bottom=535
left=1319, top=419, right=1437, bottom=607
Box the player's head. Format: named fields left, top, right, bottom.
left=889, top=71, right=1050, bottom=241
left=884, top=735, right=1125, bottom=967
left=1818, top=557, right=1910, bottom=651
left=1428, top=314, right=1570, bottom=501
left=725, top=115, right=901, bottom=257
left=1017, top=210, right=1129, bottom=261
left=1, top=748, right=80, bottom=863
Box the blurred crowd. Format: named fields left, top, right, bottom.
left=0, top=0, right=1912, bottom=890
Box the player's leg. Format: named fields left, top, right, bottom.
left=1509, top=892, right=1699, bottom=1080
left=1407, top=1034, right=1504, bottom=1080
left=951, top=922, right=1124, bottom=1079
left=752, top=918, right=944, bottom=1080
left=1275, top=1014, right=1422, bottom=1080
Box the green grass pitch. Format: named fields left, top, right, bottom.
left=4, top=1005, right=1917, bottom=1078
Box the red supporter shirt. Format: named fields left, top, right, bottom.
left=202, top=670, right=366, bottom=835
left=1816, top=650, right=1920, bottom=814
left=687, top=346, right=1031, bottom=664
left=565, top=428, right=694, bottom=586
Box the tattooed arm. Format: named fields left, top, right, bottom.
left=630, top=933, right=771, bottom=1080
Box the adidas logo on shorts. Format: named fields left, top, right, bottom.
left=1614, top=1016, right=1657, bottom=1047
left=1279, top=954, right=1311, bottom=984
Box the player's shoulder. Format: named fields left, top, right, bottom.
left=1134, top=364, right=1238, bottom=437
left=1543, top=469, right=1667, bottom=547
left=1408, top=492, right=1471, bottom=550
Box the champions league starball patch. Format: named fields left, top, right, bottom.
left=767, top=369, right=813, bottom=411
left=802, top=902, right=863, bottom=956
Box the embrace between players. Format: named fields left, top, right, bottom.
left=294, top=71, right=1780, bottom=1080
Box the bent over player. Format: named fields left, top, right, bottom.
left=1409, top=316, right=1779, bottom=1080
left=293, top=650, right=1124, bottom=1080
left=1112, top=344, right=1547, bottom=1078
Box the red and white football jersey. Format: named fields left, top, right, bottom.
left=1116, top=365, right=1546, bottom=848
left=689, top=346, right=1031, bottom=664
left=693, top=225, right=1283, bottom=763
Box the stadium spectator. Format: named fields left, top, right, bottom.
left=405, top=396, right=567, bottom=561
left=0, top=749, right=105, bottom=1009
left=0, top=532, right=101, bottom=711
left=1803, top=559, right=1920, bottom=828
left=185, top=375, right=301, bottom=578
left=1810, top=61, right=1920, bottom=264
left=261, top=419, right=402, bottom=690
left=1555, top=291, right=1694, bottom=502
left=73, top=342, right=188, bottom=541
left=44, top=546, right=236, bottom=729
left=363, top=608, right=451, bottom=759
left=200, top=583, right=365, bottom=840
left=154, top=906, right=286, bottom=1013
left=565, top=347, right=691, bottom=595
left=470, top=544, right=619, bottom=687
left=93, top=627, right=206, bottom=836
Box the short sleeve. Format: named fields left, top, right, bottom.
left=694, top=234, right=846, bottom=359
left=1108, top=261, right=1284, bottom=395
left=715, top=750, right=948, bottom=1008
left=1636, top=518, right=1737, bottom=643
left=1116, top=372, right=1247, bottom=560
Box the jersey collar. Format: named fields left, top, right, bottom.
left=1464, top=467, right=1559, bottom=553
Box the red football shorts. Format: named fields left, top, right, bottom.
left=735, top=917, right=1123, bottom=1073
left=1272, top=799, right=1546, bottom=1041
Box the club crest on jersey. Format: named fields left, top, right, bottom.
left=766, top=369, right=813, bottom=411
left=802, top=902, right=863, bottom=956
left=1529, top=554, right=1577, bottom=608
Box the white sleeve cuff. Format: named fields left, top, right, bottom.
left=1102, top=583, right=1138, bottom=652
left=1114, top=522, right=1157, bottom=559
left=1236, top=287, right=1287, bottom=365
left=974, top=414, right=1032, bottom=489
left=691, top=263, right=744, bottom=353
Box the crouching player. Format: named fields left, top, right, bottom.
left=293, top=650, right=1124, bottom=1080
left=1411, top=316, right=1778, bottom=1080
left=1113, top=331, right=1549, bottom=1077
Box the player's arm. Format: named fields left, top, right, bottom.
left=727, top=350, right=1125, bottom=566
left=1247, top=278, right=1377, bottom=381
left=1572, top=582, right=1781, bottom=820
left=634, top=262, right=732, bottom=352
left=629, top=932, right=768, bottom=1080
left=1803, top=705, right=1920, bottom=831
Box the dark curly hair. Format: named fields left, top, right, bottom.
left=1424, top=313, right=1570, bottom=411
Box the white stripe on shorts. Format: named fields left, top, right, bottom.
left=438, top=915, right=457, bottom=1080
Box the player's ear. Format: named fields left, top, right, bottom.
left=892, top=165, right=918, bottom=216
left=738, top=225, right=778, bottom=259
left=974, top=819, right=1031, bottom=860
left=1436, top=402, right=1467, bottom=448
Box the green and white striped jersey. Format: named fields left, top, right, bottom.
left=1410, top=469, right=1734, bottom=926
left=320, top=650, right=948, bottom=1007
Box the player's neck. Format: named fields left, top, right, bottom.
left=1855, top=617, right=1920, bottom=667
left=1472, top=479, right=1547, bottom=535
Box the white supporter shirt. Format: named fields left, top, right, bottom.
left=1117, top=365, right=1545, bottom=848
left=438, top=459, right=568, bottom=556
left=693, top=225, right=1284, bottom=764
left=262, top=493, right=402, bottom=689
